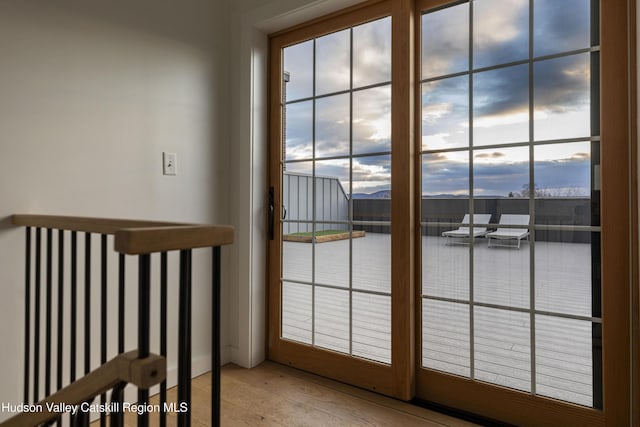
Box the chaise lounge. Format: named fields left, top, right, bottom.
left=442, top=214, right=493, bottom=245
left=486, top=214, right=530, bottom=249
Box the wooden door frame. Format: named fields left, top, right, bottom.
left=413, top=1, right=638, bottom=426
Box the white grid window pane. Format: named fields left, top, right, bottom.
left=282, top=282, right=312, bottom=344
left=353, top=292, right=391, bottom=364
left=422, top=299, right=470, bottom=377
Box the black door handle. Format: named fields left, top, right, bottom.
left=269, top=187, right=275, bottom=240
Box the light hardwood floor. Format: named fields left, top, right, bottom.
left=219, top=362, right=478, bottom=426
left=94, top=361, right=478, bottom=426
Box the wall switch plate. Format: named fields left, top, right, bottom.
left=163, top=152, right=177, bottom=175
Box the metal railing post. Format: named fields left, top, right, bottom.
left=138, top=254, right=151, bottom=427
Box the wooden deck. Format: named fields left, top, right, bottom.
left=282, top=233, right=596, bottom=407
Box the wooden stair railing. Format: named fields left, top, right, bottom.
left=9, top=215, right=234, bottom=427
left=1, top=351, right=166, bottom=427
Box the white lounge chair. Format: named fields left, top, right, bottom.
left=442, top=214, right=492, bottom=245
left=486, top=214, right=530, bottom=249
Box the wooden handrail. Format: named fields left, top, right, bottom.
left=0, top=351, right=166, bottom=427
left=12, top=215, right=234, bottom=254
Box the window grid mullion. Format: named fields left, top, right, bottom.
left=468, top=0, right=475, bottom=382
left=311, top=37, right=317, bottom=347
left=528, top=0, right=537, bottom=398
left=349, top=26, right=354, bottom=358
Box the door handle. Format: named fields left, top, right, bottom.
left=269, top=187, right=275, bottom=240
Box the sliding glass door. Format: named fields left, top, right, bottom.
left=268, top=0, right=413, bottom=398
left=415, top=1, right=633, bottom=424
left=419, top=0, right=600, bottom=403
left=268, top=0, right=635, bottom=425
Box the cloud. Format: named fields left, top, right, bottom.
left=284, top=100, right=313, bottom=160
left=473, top=0, right=528, bottom=68
left=316, top=94, right=350, bottom=157
left=423, top=159, right=469, bottom=195
left=533, top=0, right=591, bottom=57
left=422, top=150, right=591, bottom=197
left=423, top=152, right=451, bottom=162
left=473, top=64, right=529, bottom=118
left=419, top=0, right=591, bottom=134
left=282, top=0, right=593, bottom=198
left=352, top=157, right=391, bottom=193
left=534, top=54, right=590, bottom=113
left=353, top=17, right=391, bottom=87
left=475, top=152, right=506, bottom=159
left=315, top=29, right=351, bottom=95
left=283, top=40, right=313, bottom=102
left=421, top=4, right=469, bottom=78
left=315, top=160, right=349, bottom=186
left=571, top=152, right=589, bottom=160
left=311, top=156, right=392, bottom=194
left=421, top=75, right=469, bottom=149
left=353, top=85, right=391, bottom=153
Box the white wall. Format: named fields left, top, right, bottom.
left=0, top=0, right=230, bottom=417
left=226, top=0, right=367, bottom=368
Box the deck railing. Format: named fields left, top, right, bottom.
left=3, top=215, right=233, bottom=427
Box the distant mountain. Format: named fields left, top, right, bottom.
left=352, top=190, right=391, bottom=199
left=422, top=194, right=462, bottom=198
left=352, top=191, right=508, bottom=199
left=422, top=194, right=506, bottom=199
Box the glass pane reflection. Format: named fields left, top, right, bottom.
left=422, top=4, right=469, bottom=79
left=535, top=315, right=594, bottom=407
left=473, top=0, right=529, bottom=69
left=534, top=54, right=591, bottom=141
left=535, top=231, right=593, bottom=317
left=422, top=151, right=469, bottom=222
left=421, top=75, right=469, bottom=151
left=282, top=161, right=313, bottom=224
left=474, top=306, right=531, bottom=392
left=316, top=94, right=350, bottom=158
left=316, top=29, right=350, bottom=96
left=283, top=228, right=312, bottom=283
left=422, top=299, right=470, bottom=377
left=473, top=64, right=529, bottom=146
left=534, top=0, right=591, bottom=57
left=315, top=286, right=350, bottom=354
left=353, top=17, right=391, bottom=88
left=474, top=232, right=530, bottom=308
left=282, top=282, right=312, bottom=343
left=353, top=292, right=391, bottom=363
left=353, top=232, right=390, bottom=294
left=473, top=146, right=529, bottom=199
left=534, top=142, right=591, bottom=202
left=283, top=40, right=313, bottom=102
left=353, top=86, right=391, bottom=155
left=285, top=101, right=313, bottom=161
left=352, top=155, right=391, bottom=197
left=315, top=223, right=349, bottom=288
left=315, top=158, right=350, bottom=196
left=422, top=225, right=470, bottom=301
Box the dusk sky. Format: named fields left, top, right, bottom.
left=283, top=0, right=593, bottom=198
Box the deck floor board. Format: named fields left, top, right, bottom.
left=281, top=233, right=596, bottom=407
